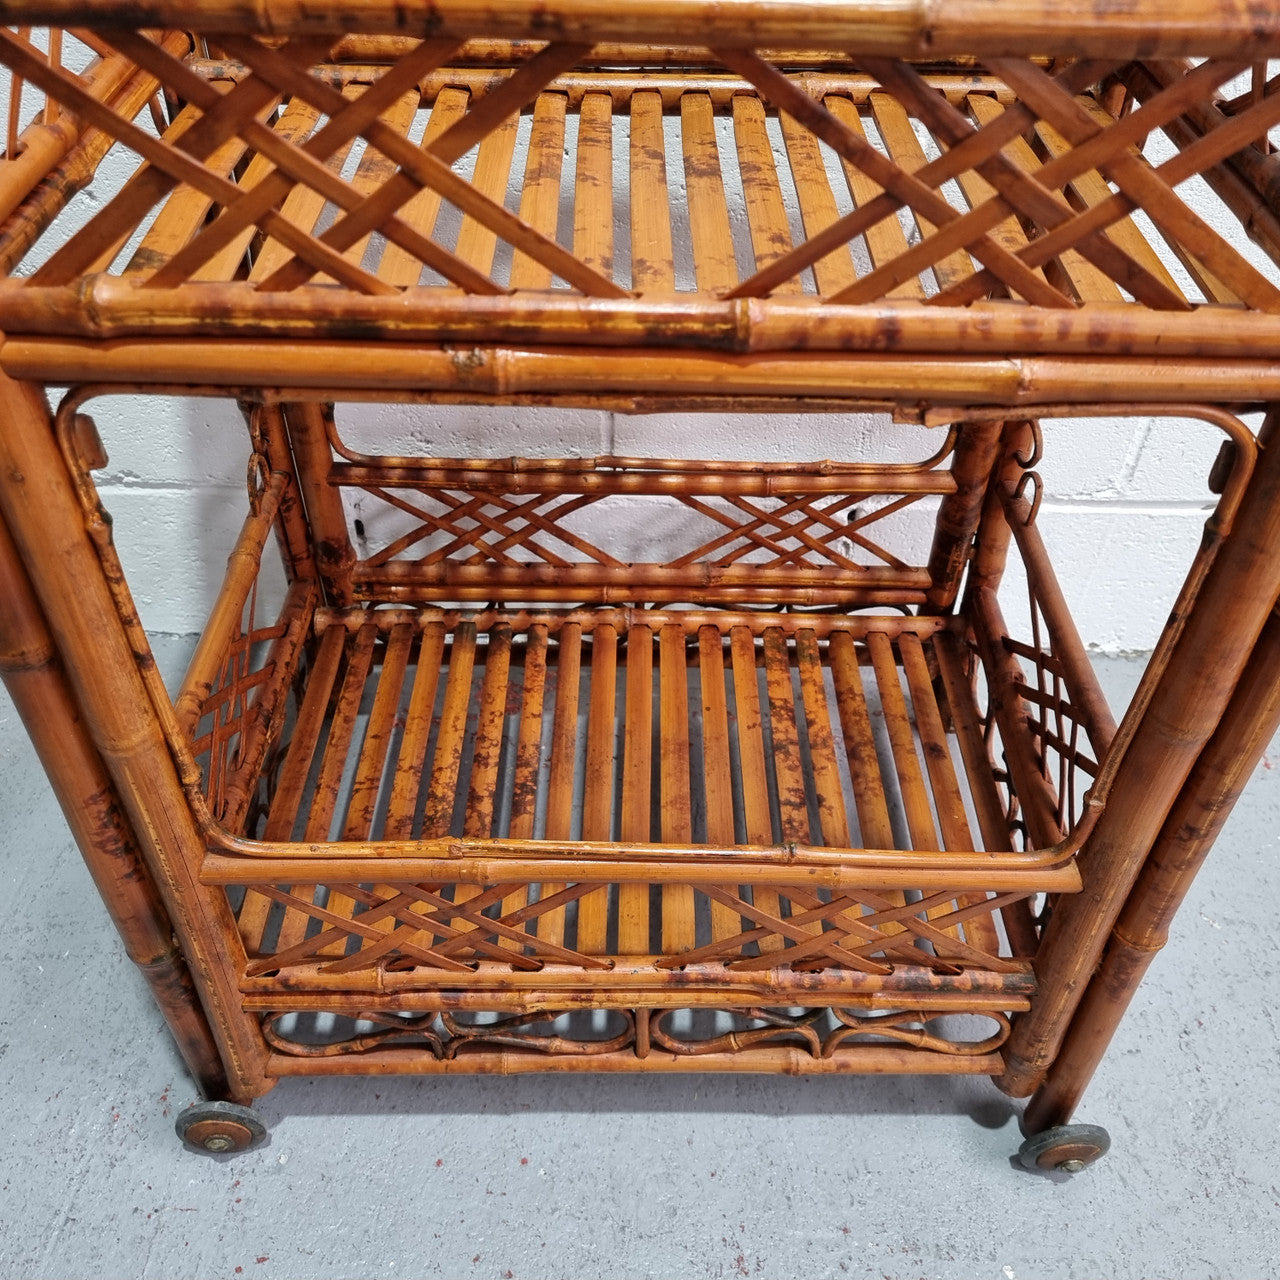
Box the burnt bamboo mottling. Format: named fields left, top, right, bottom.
left=0, top=508, right=228, bottom=1097
left=0, top=368, right=270, bottom=1102
left=0, top=4, right=1277, bottom=1128
left=1026, top=602, right=1280, bottom=1130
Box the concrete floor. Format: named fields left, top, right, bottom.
left=1, top=645, right=1277, bottom=1280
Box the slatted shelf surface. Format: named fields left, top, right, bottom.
left=224, top=610, right=1042, bottom=979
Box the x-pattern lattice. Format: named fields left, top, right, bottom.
left=352, top=483, right=919, bottom=574
left=1008, top=576, right=1100, bottom=836
left=190, top=585, right=289, bottom=828
left=1, top=28, right=1277, bottom=306
left=240, top=878, right=1027, bottom=976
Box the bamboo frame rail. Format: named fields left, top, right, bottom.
left=2, top=1, right=1278, bottom=58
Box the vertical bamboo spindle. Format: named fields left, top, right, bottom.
left=281, top=400, right=355, bottom=606
left=0, top=508, right=228, bottom=1099
left=0, top=369, right=270, bottom=1101
left=998, top=409, right=1280, bottom=1097
left=1025, top=603, right=1280, bottom=1130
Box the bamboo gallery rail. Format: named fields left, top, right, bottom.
left=0, top=4, right=1277, bottom=1168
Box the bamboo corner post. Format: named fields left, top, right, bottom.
left=0, top=506, right=229, bottom=1099
left=0, top=367, right=272, bottom=1104
left=1026, top=601, right=1280, bottom=1132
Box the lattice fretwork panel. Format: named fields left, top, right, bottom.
left=1, top=30, right=1277, bottom=308
left=233, top=876, right=1031, bottom=977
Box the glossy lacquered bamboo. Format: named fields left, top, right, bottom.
left=9, top=0, right=1280, bottom=58
left=7, top=340, right=1280, bottom=407
left=0, top=507, right=228, bottom=1098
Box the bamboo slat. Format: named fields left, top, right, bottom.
left=578, top=623, right=617, bottom=953
left=497, top=623, right=548, bottom=948
left=200, top=96, right=324, bottom=283
left=778, top=108, right=856, bottom=296
left=336, top=88, right=421, bottom=275
left=629, top=89, right=674, bottom=292
left=456, top=623, right=512, bottom=915
left=697, top=626, right=743, bottom=943
left=377, top=86, right=468, bottom=286
left=899, top=631, right=1000, bottom=955
left=866, top=92, right=974, bottom=293
left=573, top=90, right=613, bottom=280
left=383, top=621, right=445, bottom=839
left=449, top=99, right=520, bottom=279
left=729, top=625, right=783, bottom=951
left=731, top=94, right=800, bottom=293
left=122, top=99, right=253, bottom=276
left=421, top=621, right=477, bottom=838
left=509, top=92, right=567, bottom=289
left=238, top=622, right=346, bottom=952
left=618, top=623, right=653, bottom=953
left=275, top=620, right=377, bottom=953
left=659, top=624, right=696, bottom=953
left=249, top=84, right=366, bottom=283
left=823, top=95, right=923, bottom=299
left=680, top=92, right=738, bottom=292
left=538, top=621, right=581, bottom=948
left=794, top=628, right=851, bottom=848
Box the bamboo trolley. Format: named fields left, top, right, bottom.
left=2, top=1, right=1279, bottom=1170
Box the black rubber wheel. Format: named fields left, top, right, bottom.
left=1018, top=1123, right=1111, bottom=1174
left=174, top=1100, right=267, bottom=1154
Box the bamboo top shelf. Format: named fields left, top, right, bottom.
left=0, top=9, right=1277, bottom=401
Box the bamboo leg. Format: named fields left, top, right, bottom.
left=0, top=507, right=228, bottom=1099
left=1026, top=603, right=1280, bottom=1130
left=998, top=408, right=1280, bottom=1097
left=0, top=370, right=270, bottom=1101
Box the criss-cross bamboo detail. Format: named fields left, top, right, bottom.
left=0, top=28, right=1276, bottom=332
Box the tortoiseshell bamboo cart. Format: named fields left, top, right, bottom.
left=2, top=2, right=1279, bottom=1171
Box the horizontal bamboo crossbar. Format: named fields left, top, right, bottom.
left=3, top=2, right=1278, bottom=58
left=12, top=288, right=1280, bottom=359
left=238, top=960, right=1035, bottom=1004
left=9, top=340, right=1280, bottom=405
left=263, top=1045, right=1005, bottom=1077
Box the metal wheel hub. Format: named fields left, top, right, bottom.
left=1018, top=1123, right=1111, bottom=1173
left=175, top=1101, right=267, bottom=1153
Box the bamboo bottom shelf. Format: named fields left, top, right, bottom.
left=217, top=609, right=1058, bottom=1072
left=150, top=434, right=1102, bottom=1083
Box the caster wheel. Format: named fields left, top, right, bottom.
left=175, top=1101, right=267, bottom=1154
left=1018, top=1123, right=1110, bottom=1174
